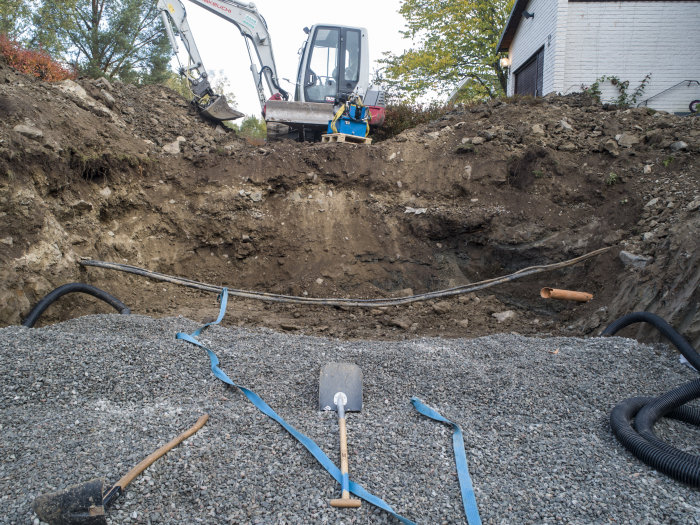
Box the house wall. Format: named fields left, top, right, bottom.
left=506, top=0, right=569, bottom=96
left=563, top=1, right=700, bottom=113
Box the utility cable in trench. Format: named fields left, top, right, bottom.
left=80, top=247, right=609, bottom=308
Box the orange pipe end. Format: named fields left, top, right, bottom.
left=540, top=287, right=593, bottom=302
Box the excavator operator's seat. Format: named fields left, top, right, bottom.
left=307, top=76, right=337, bottom=103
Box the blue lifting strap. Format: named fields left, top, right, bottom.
left=176, top=289, right=480, bottom=525
left=410, top=397, right=482, bottom=525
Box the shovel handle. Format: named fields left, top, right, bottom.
left=330, top=416, right=361, bottom=508
left=114, top=414, right=209, bottom=491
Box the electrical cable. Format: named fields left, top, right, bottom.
left=605, top=312, right=700, bottom=486
left=79, top=247, right=609, bottom=308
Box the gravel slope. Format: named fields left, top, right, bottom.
left=1, top=314, right=698, bottom=524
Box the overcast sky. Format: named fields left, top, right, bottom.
left=172, top=0, right=409, bottom=117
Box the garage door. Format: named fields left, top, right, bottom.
left=515, top=47, right=544, bottom=96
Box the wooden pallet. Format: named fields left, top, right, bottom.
left=321, top=133, right=372, bottom=145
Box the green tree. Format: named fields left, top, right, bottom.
left=0, top=0, right=33, bottom=40
left=163, top=71, right=193, bottom=100
left=230, top=115, right=266, bottom=139
left=32, top=0, right=171, bottom=82
left=379, top=0, right=514, bottom=103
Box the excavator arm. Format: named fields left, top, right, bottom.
left=160, top=0, right=288, bottom=112
left=158, top=0, right=244, bottom=121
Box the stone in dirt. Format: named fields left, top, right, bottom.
left=558, top=142, right=576, bottom=151
left=619, top=251, right=653, bottom=268
left=163, top=136, right=186, bottom=154
left=492, top=311, right=516, bottom=323
left=669, top=141, right=688, bottom=152
left=389, top=317, right=412, bottom=330
left=603, top=138, right=619, bottom=156
left=432, top=301, right=452, bottom=315
left=13, top=124, right=43, bottom=139
left=616, top=133, right=639, bottom=148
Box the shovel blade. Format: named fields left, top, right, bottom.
left=199, top=95, right=244, bottom=122
left=319, top=362, right=362, bottom=412
left=33, top=478, right=107, bottom=525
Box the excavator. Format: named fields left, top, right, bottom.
left=158, top=0, right=386, bottom=140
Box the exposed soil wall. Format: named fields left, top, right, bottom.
left=1, top=57, right=698, bottom=345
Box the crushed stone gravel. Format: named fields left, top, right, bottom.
left=1, top=314, right=698, bottom=524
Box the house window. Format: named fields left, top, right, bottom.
left=515, top=47, right=544, bottom=96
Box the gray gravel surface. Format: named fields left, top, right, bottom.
left=1, top=314, right=698, bottom=524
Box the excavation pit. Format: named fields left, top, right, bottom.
left=0, top=69, right=697, bottom=346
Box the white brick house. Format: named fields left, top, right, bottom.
left=497, top=0, right=700, bottom=113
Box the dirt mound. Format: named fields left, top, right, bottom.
left=1, top=60, right=698, bottom=345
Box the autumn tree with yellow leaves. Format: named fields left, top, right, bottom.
left=380, top=0, right=514, bottom=103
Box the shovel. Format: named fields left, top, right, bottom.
left=33, top=414, right=209, bottom=525
left=319, top=362, right=362, bottom=508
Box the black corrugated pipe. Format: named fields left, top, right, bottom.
left=604, top=312, right=700, bottom=487
left=603, top=312, right=700, bottom=370
left=22, top=283, right=131, bottom=328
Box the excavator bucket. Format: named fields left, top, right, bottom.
left=199, top=95, right=244, bottom=122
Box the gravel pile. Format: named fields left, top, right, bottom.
left=1, top=314, right=698, bottom=524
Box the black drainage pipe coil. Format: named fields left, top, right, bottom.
left=22, top=282, right=131, bottom=328
left=605, top=312, right=700, bottom=487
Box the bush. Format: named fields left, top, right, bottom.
left=371, top=102, right=450, bottom=142
left=0, top=34, right=76, bottom=82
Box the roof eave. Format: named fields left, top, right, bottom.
left=497, top=0, right=529, bottom=52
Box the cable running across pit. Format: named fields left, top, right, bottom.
left=80, top=247, right=609, bottom=308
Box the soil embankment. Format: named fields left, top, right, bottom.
left=1, top=57, right=698, bottom=344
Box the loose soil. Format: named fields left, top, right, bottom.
left=1, top=57, right=698, bottom=346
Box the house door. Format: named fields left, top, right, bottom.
left=515, top=47, right=544, bottom=96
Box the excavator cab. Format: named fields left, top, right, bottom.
left=296, top=25, right=367, bottom=104
left=264, top=23, right=378, bottom=140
